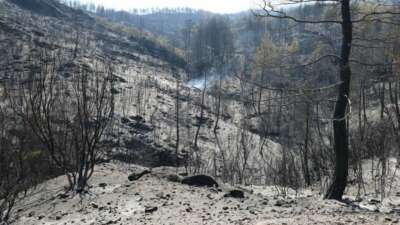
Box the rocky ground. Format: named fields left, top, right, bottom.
left=10, top=162, right=400, bottom=225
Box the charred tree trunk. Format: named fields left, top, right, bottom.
left=325, top=0, right=353, bottom=200
left=214, top=73, right=222, bottom=134
left=175, top=78, right=180, bottom=169
left=303, top=103, right=311, bottom=186
left=193, top=71, right=207, bottom=172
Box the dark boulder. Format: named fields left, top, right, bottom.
left=99, top=183, right=107, bottom=188
left=145, top=206, right=158, bottom=214
left=181, top=175, right=218, bottom=188
left=369, top=199, right=381, bottom=205
left=224, top=189, right=245, bottom=198
left=128, top=170, right=151, bottom=181
left=129, top=115, right=145, bottom=122
left=121, top=117, right=131, bottom=124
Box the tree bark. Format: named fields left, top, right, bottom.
left=325, top=0, right=353, bottom=200
left=303, top=103, right=311, bottom=186
left=175, top=79, right=180, bottom=169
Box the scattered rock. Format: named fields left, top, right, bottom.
left=359, top=203, right=379, bottom=212
left=130, top=115, right=145, bottom=122
left=103, top=218, right=122, bottom=225
left=274, top=199, right=294, bottom=207
left=99, top=183, right=107, bottom=188
left=128, top=170, right=151, bottom=181
left=145, top=206, right=158, bottom=214
left=90, top=202, right=99, bottom=209
left=53, top=212, right=64, bottom=221
left=224, top=190, right=245, bottom=198
left=156, top=192, right=171, bottom=200
left=121, top=117, right=130, bottom=124
left=181, top=175, right=218, bottom=188
left=27, top=211, right=35, bottom=217
left=274, top=200, right=283, bottom=207
left=369, top=199, right=381, bottom=205
left=58, top=193, right=69, bottom=199
left=37, top=215, right=45, bottom=220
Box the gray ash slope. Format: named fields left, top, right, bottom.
left=8, top=0, right=90, bottom=19
left=0, top=0, right=189, bottom=167
left=0, top=0, right=283, bottom=173
left=0, top=0, right=186, bottom=71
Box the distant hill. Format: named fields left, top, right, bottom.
left=1, top=0, right=186, bottom=70
left=84, top=7, right=216, bottom=49
left=8, top=0, right=89, bottom=19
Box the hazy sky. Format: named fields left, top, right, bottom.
left=78, top=0, right=258, bottom=13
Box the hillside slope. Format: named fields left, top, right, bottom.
left=0, top=0, right=186, bottom=70
left=1, top=1, right=400, bottom=225
left=0, top=0, right=283, bottom=178
left=9, top=0, right=89, bottom=18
